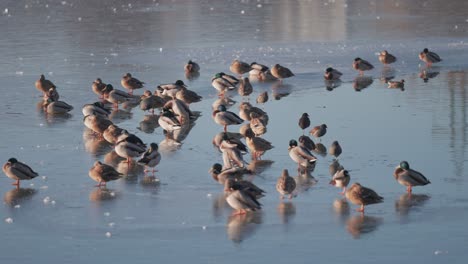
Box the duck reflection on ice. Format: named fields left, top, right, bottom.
left=89, top=187, right=119, bottom=202
left=4, top=188, right=37, bottom=207
left=83, top=129, right=112, bottom=157
left=353, top=76, right=373, bottom=91
left=212, top=193, right=229, bottom=221
left=138, top=114, right=160, bottom=134
left=277, top=201, right=296, bottom=225
left=227, top=212, right=263, bottom=243
left=293, top=170, right=318, bottom=193
left=271, top=83, right=292, bottom=100
left=419, top=67, right=440, bottom=83
left=346, top=214, right=383, bottom=239
left=332, top=198, right=350, bottom=224
left=185, top=71, right=200, bottom=81
left=109, top=109, right=133, bottom=124
left=116, top=159, right=144, bottom=178
left=395, top=193, right=431, bottom=217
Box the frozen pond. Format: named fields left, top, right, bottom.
left=1, top=0, right=468, bottom=263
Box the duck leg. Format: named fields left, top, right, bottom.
left=340, top=187, right=346, bottom=195
left=406, top=185, right=412, bottom=193
left=357, top=205, right=365, bottom=213
left=12, top=179, right=20, bottom=187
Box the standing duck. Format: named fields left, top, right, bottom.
left=378, top=50, right=397, bottom=65
left=121, top=73, right=144, bottom=95
left=324, top=67, right=343, bottom=81
left=138, top=143, right=161, bottom=176
left=298, top=113, right=310, bottom=134
left=230, top=59, right=252, bottom=77
left=419, top=48, right=442, bottom=67
left=393, top=161, right=430, bottom=193
left=176, top=86, right=202, bottom=105
left=225, top=189, right=262, bottom=216
left=84, top=113, right=113, bottom=137
left=211, top=73, right=237, bottom=95
left=330, top=169, right=351, bottom=195
left=243, top=128, right=273, bottom=160
left=158, top=108, right=182, bottom=132
left=288, top=139, right=317, bottom=173
left=184, top=60, right=200, bottom=73
left=115, top=137, right=146, bottom=164
left=140, top=90, right=165, bottom=114
left=310, top=124, right=327, bottom=141
left=276, top=169, right=296, bottom=199
left=102, top=124, right=124, bottom=145
left=102, top=84, right=135, bottom=109
left=82, top=102, right=111, bottom=118
left=352, top=58, right=374, bottom=75
left=92, top=78, right=107, bottom=98
left=238, top=77, right=253, bottom=98
left=158, top=80, right=186, bottom=99
left=345, top=183, right=383, bottom=213
left=89, top=161, right=123, bottom=187
left=271, top=64, right=294, bottom=82
left=35, top=74, right=56, bottom=95
left=213, top=104, right=244, bottom=132
left=329, top=141, right=342, bottom=159
left=3, top=158, right=39, bottom=187
left=43, top=98, right=73, bottom=114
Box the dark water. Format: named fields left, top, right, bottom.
left=1, top=0, right=468, bottom=263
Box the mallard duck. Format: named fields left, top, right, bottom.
left=310, top=124, right=327, bottom=141
left=82, top=102, right=111, bottom=117
left=298, top=113, right=310, bottom=133
left=2, top=158, right=38, bottom=187
left=258, top=69, right=278, bottom=82
left=230, top=59, right=252, bottom=76
left=256, top=91, right=268, bottom=105
left=329, top=141, right=342, bottom=159
left=121, top=73, right=144, bottom=95
left=184, top=60, right=200, bottom=73
left=276, top=169, right=296, bottom=199
left=243, top=128, right=273, bottom=160
left=352, top=58, right=374, bottom=75
left=394, top=161, right=430, bottom=193
left=115, top=138, right=146, bottom=163
left=140, top=90, right=165, bottom=113
left=249, top=112, right=267, bottom=136
left=158, top=80, right=186, bottom=99
left=212, top=95, right=236, bottom=110
left=89, top=161, right=123, bottom=187
left=158, top=108, right=182, bottom=131
left=116, top=130, right=146, bottom=148
left=212, top=132, right=244, bottom=150
left=271, top=64, right=294, bottom=82
left=218, top=132, right=248, bottom=154
left=35, top=74, right=56, bottom=95
left=103, top=84, right=135, bottom=109
left=288, top=139, right=317, bottom=173
left=224, top=178, right=265, bottom=199
left=298, top=135, right=315, bottom=151
left=345, top=183, right=383, bottom=213
left=138, top=143, right=161, bottom=176
left=222, top=146, right=247, bottom=169
left=378, top=50, right=397, bottom=65
left=238, top=77, right=253, bottom=97
left=43, top=87, right=59, bottom=102
left=226, top=189, right=262, bottom=215
left=43, top=98, right=73, bottom=114
left=221, top=72, right=240, bottom=86
left=330, top=169, right=351, bottom=194
left=92, top=78, right=106, bottom=98
left=83, top=113, right=113, bottom=136
left=387, top=79, right=405, bottom=89
left=419, top=48, right=442, bottom=67
left=176, top=86, right=202, bottom=105
left=238, top=102, right=268, bottom=123
left=249, top=62, right=269, bottom=79
left=213, top=104, right=244, bottom=132
left=211, top=73, right=237, bottom=94
left=102, top=124, right=124, bottom=144
left=209, top=163, right=249, bottom=184
left=163, top=99, right=193, bottom=125
left=324, top=67, right=343, bottom=80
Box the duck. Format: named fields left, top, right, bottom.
left=116, top=130, right=146, bottom=149
left=102, top=124, right=124, bottom=145
left=310, top=124, right=327, bottom=141
left=352, top=58, right=374, bottom=75
left=121, top=73, right=144, bottom=95
left=82, top=102, right=111, bottom=118
left=345, top=183, right=383, bottom=213
left=329, top=159, right=344, bottom=177
left=213, top=104, right=244, bottom=132
left=2, top=158, right=39, bottom=187
left=176, top=86, right=202, bottom=105
left=43, top=98, right=73, bottom=114
left=298, top=135, right=315, bottom=151
left=276, top=169, right=296, bottom=199
left=249, top=62, right=269, bottom=79
left=243, top=128, right=273, bottom=160
left=184, top=60, right=200, bottom=73
left=419, top=48, right=442, bottom=67
left=102, top=84, right=136, bottom=109
left=209, top=163, right=250, bottom=185
left=387, top=79, right=405, bottom=89
left=138, top=143, right=161, bottom=176
left=256, top=91, right=268, bottom=105
left=140, top=90, right=166, bottom=114
left=35, top=74, right=56, bottom=95
left=238, top=77, right=253, bottom=97
left=163, top=99, right=193, bottom=125
left=378, top=50, right=397, bottom=65
left=393, top=161, right=430, bottom=193
left=88, top=161, right=123, bottom=187
left=92, top=78, right=107, bottom=98
left=158, top=107, right=182, bottom=131
left=288, top=139, right=317, bottom=173
left=83, top=113, right=113, bottom=136
left=43, top=87, right=59, bottom=102
left=217, top=132, right=248, bottom=154
left=230, top=59, right=252, bottom=76
left=324, top=67, right=343, bottom=80
left=212, top=95, right=236, bottom=110
left=330, top=169, right=351, bottom=195
left=238, top=102, right=269, bottom=123
left=271, top=64, right=294, bottom=82
left=211, top=73, right=237, bottom=94
left=249, top=112, right=267, bottom=136
left=158, top=80, right=186, bottom=99
left=224, top=178, right=265, bottom=199
left=298, top=113, right=310, bottom=133
left=329, top=141, right=342, bottom=159
left=115, top=137, right=146, bottom=164
left=225, top=189, right=262, bottom=216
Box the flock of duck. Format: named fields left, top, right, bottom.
left=2, top=48, right=440, bottom=216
